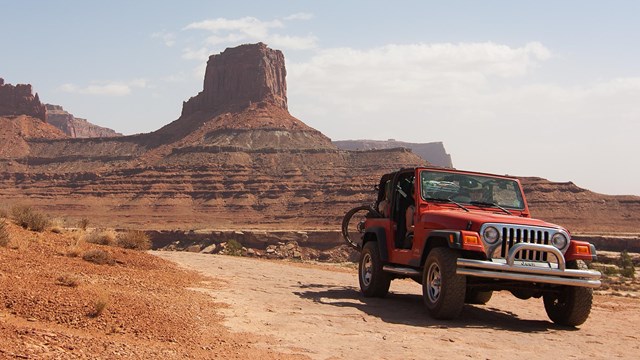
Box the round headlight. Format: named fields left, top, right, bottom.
left=483, top=226, right=500, bottom=245
left=551, top=233, right=568, bottom=250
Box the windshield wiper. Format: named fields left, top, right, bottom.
left=470, top=201, right=512, bottom=215
left=424, top=197, right=469, bottom=212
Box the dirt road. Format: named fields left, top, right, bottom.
left=154, top=252, right=639, bottom=360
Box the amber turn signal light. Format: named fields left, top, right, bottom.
left=463, top=235, right=480, bottom=245
left=575, top=245, right=591, bottom=254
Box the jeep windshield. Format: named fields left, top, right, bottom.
left=420, top=170, right=525, bottom=210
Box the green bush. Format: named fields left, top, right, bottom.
left=116, top=230, right=151, bottom=250
left=0, top=220, right=9, bottom=247
left=11, top=205, right=49, bottom=232
left=225, top=239, right=244, bottom=256
left=619, top=250, right=636, bottom=278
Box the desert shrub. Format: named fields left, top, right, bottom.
left=67, top=246, right=82, bottom=258
left=66, top=234, right=84, bottom=257
left=78, top=218, right=90, bottom=231
left=599, top=265, right=620, bottom=276
left=225, top=239, right=244, bottom=256
left=91, top=292, right=109, bottom=317
left=84, top=229, right=116, bottom=246
left=11, top=205, right=49, bottom=232
left=619, top=250, right=636, bottom=278
left=82, top=249, right=114, bottom=265
left=50, top=218, right=65, bottom=233
left=116, top=230, right=151, bottom=250
left=56, top=274, right=81, bottom=287
left=0, top=220, right=9, bottom=247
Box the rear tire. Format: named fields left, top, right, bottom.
left=543, top=260, right=593, bottom=326
left=422, top=247, right=466, bottom=319
left=359, top=242, right=391, bottom=297
left=465, top=289, right=493, bottom=305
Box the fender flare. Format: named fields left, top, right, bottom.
left=417, top=230, right=462, bottom=266
left=363, top=226, right=389, bottom=262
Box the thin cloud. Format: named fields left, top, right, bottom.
left=287, top=41, right=556, bottom=137
left=151, top=31, right=177, bottom=47
left=181, top=15, right=318, bottom=58
left=184, top=17, right=283, bottom=38
left=288, top=41, right=553, bottom=108
left=268, top=34, right=318, bottom=50
left=58, top=79, right=147, bottom=96
left=284, top=12, right=314, bottom=21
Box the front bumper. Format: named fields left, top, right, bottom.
left=456, top=243, right=601, bottom=288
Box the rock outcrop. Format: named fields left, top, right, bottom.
left=334, top=139, right=453, bottom=168
left=181, top=42, right=288, bottom=117
left=0, top=78, right=46, bottom=122
left=45, top=104, right=122, bottom=138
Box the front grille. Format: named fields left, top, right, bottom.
left=499, top=226, right=550, bottom=261
left=481, top=223, right=562, bottom=262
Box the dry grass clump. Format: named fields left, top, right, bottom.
left=84, top=229, right=117, bottom=246
left=56, top=274, right=81, bottom=287
left=50, top=218, right=65, bottom=234
left=116, top=230, right=151, bottom=250
left=0, top=220, right=9, bottom=247
left=11, top=205, right=49, bottom=232
left=82, top=249, right=115, bottom=265
left=66, top=235, right=85, bottom=257
left=91, top=291, right=109, bottom=317
left=78, top=218, right=90, bottom=230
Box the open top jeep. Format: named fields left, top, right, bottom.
left=342, top=167, right=601, bottom=326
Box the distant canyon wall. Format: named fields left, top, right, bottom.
left=45, top=104, right=122, bottom=138
left=333, top=139, right=453, bottom=168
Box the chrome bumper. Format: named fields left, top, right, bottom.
left=456, top=243, right=601, bottom=288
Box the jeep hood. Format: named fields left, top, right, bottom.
left=421, top=208, right=565, bottom=232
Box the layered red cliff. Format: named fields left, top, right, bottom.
left=0, top=44, right=638, bottom=236
left=0, top=78, right=46, bottom=122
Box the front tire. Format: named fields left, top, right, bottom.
left=543, top=260, right=593, bottom=326
left=422, top=247, right=466, bottom=319
left=359, top=242, right=391, bottom=297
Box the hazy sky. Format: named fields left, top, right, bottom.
left=2, top=1, right=639, bottom=196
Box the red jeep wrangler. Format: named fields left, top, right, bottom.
left=342, top=167, right=601, bottom=326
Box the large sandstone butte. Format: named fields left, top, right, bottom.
left=0, top=43, right=638, bottom=236
left=45, top=104, right=122, bottom=138
left=0, top=43, right=426, bottom=230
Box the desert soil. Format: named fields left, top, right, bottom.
left=0, top=222, right=304, bottom=359
left=155, top=251, right=640, bottom=360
